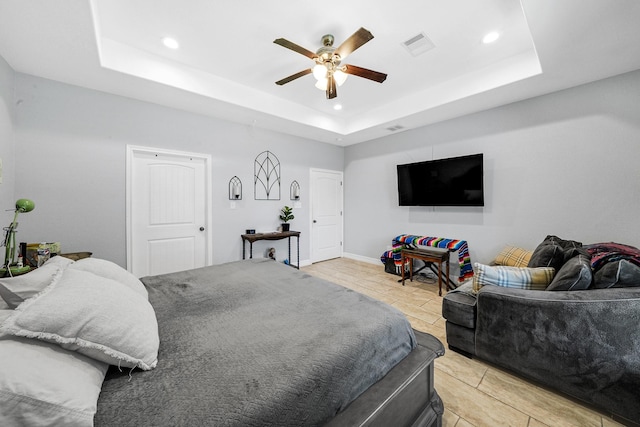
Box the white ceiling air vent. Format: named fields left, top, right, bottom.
left=402, top=32, right=436, bottom=57
left=386, top=125, right=405, bottom=132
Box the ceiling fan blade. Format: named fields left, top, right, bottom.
left=326, top=74, right=337, bottom=99
left=343, top=64, right=387, bottom=83
left=334, top=27, right=374, bottom=59
left=273, top=38, right=318, bottom=60
left=275, top=69, right=312, bottom=86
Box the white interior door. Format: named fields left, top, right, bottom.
left=127, top=146, right=212, bottom=277
left=311, top=169, right=343, bottom=263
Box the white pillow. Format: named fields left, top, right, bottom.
left=0, top=283, right=23, bottom=309
left=1, top=268, right=159, bottom=370
left=0, top=262, right=63, bottom=301
left=0, top=334, right=108, bottom=427
left=69, top=258, right=148, bottom=299
left=45, top=254, right=76, bottom=269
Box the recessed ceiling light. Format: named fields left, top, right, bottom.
left=333, top=104, right=342, bottom=111
left=162, top=37, right=179, bottom=49
left=482, top=31, right=500, bottom=44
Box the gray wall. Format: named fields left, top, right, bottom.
left=13, top=74, right=343, bottom=267
left=0, top=55, right=14, bottom=227
left=6, top=63, right=640, bottom=273
left=344, top=70, right=640, bottom=271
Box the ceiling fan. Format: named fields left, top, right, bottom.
left=274, top=27, right=387, bottom=99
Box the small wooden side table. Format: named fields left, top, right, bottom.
left=401, top=247, right=451, bottom=296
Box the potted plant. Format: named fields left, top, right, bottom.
left=279, top=206, right=294, bottom=231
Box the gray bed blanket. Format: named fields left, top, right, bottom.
left=95, top=259, right=416, bottom=426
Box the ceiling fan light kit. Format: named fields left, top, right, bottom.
left=274, top=27, right=387, bottom=99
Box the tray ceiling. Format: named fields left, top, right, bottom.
left=0, top=0, right=639, bottom=145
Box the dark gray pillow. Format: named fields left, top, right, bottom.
left=528, top=235, right=585, bottom=272
left=546, top=255, right=593, bottom=291
left=592, top=260, right=640, bottom=288
left=528, top=241, right=565, bottom=271
left=543, top=235, right=583, bottom=249
left=562, top=246, right=589, bottom=262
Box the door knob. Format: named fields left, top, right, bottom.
left=313, top=220, right=317, bottom=223
left=199, top=227, right=205, bottom=231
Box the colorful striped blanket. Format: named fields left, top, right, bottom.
left=381, top=234, right=474, bottom=282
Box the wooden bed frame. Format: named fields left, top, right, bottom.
left=328, top=330, right=444, bottom=427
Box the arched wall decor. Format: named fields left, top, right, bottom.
left=254, top=151, right=281, bottom=200
left=229, top=176, right=242, bottom=200
left=290, top=180, right=300, bottom=200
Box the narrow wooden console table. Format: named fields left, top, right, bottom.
left=241, top=231, right=300, bottom=269
left=401, top=247, right=451, bottom=296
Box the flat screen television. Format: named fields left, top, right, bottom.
left=397, top=153, right=484, bottom=207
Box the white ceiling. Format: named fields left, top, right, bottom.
left=0, top=0, right=639, bottom=146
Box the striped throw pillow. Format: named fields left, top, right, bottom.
left=473, top=263, right=555, bottom=292
left=493, top=246, right=533, bottom=268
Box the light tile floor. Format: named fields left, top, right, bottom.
left=303, top=258, right=626, bottom=427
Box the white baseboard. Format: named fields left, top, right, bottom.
left=342, top=252, right=382, bottom=266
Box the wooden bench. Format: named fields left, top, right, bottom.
left=401, top=247, right=451, bottom=296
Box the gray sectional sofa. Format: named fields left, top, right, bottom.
left=442, top=236, right=640, bottom=426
